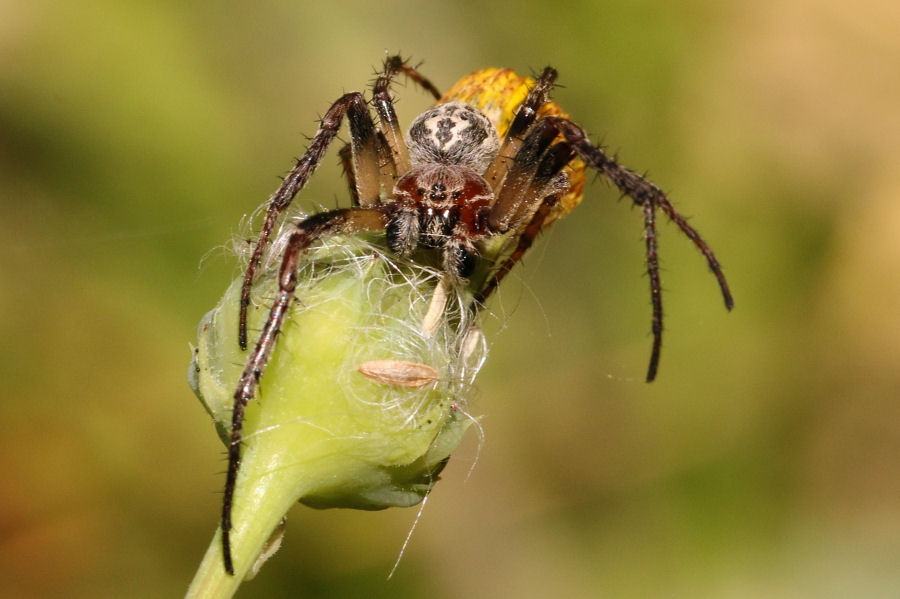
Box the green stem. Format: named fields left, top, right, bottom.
left=185, top=528, right=242, bottom=599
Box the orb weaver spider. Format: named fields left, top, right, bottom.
left=221, top=55, right=733, bottom=574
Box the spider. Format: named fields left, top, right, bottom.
left=221, top=56, right=733, bottom=575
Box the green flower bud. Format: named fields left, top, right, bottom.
left=186, top=237, right=485, bottom=597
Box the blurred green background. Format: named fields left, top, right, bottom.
left=2, top=0, right=898, bottom=597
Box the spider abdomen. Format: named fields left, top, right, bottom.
left=407, top=101, right=500, bottom=171
left=439, top=68, right=587, bottom=228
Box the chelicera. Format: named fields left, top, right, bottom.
left=221, top=56, right=733, bottom=574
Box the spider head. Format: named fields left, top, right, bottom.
left=406, top=101, right=500, bottom=171
left=388, top=164, right=493, bottom=278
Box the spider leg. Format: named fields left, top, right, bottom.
left=339, top=131, right=398, bottom=209
left=239, top=92, right=385, bottom=349
left=475, top=137, right=574, bottom=306
left=535, top=115, right=733, bottom=381
left=338, top=144, right=360, bottom=205
left=483, top=66, right=558, bottom=194
left=489, top=118, right=570, bottom=232
left=223, top=207, right=387, bottom=575
left=372, top=55, right=443, bottom=174
left=474, top=192, right=559, bottom=306
left=376, top=55, right=443, bottom=100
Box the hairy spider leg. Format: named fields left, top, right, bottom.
left=224, top=207, right=387, bottom=575
left=489, top=118, right=570, bottom=232
left=238, top=92, right=382, bottom=349
left=470, top=67, right=575, bottom=308
left=380, top=55, right=443, bottom=101
left=338, top=57, right=444, bottom=207
left=532, top=115, right=734, bottom=381
left=240, top=56, right=444, bottom=349
left=339, top=128, right=404, bottom=208
left=473, top=141, right=575, bottom=306
left=372, top=55, right=443, bottom=174
left=337, top=144, right=360, bottom=205
left=473, top=193, right=560, bottom=307
left=483, top=66, right=558, bottom=194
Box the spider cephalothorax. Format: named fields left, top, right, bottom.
left=388, top=164, right=494, bottom=278
left=219, top=56, right=733, bottom=575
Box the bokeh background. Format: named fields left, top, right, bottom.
left=2, top=1, right=898, bottom=597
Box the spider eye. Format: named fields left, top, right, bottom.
left=417, top=188, right=425, bottom=196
